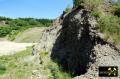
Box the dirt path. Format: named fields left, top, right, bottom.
left=0, top=41, right=36, bottom=56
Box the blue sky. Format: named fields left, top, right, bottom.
left=0, top=0, right=73, bottom=19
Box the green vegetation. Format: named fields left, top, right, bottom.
left=0, top=17, right=52, bottom=40
left=112, top=3, right=120, bottom=17
left=84, top=0, right=103, bottom=10
left=98, top=15, right=120, bottom=44
left=73, top=0, right=120, bottom=45
left=0, top=63, right=6, bottom=75
left=90, top=10, right=102, bottom=18
left=14, top=27, right=45, bottom=43
left=0, top=47, right=71, bottom=79
left=65, top=6, right=72, bottom=14
left=0, top=16, right=12, bottom=21
left=0, top=47, right=32, bottom=79
left=97, top=1, right=120, bottom=44
left=0, top=27, right=12, bottom=37
left=38, top=51, right=72, bottom=79
left=73, top=0, right=84, bottom=8
left=73, top=0, right=103, bottom=10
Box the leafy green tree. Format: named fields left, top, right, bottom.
left=0, top=16, right=12, bottom=21
left=112, top=3, right=120, bottom=17
left=65, top=5, right=71, bottom=13
left=0, top=27, right=12, bottom=37
left=0, top=16, right=52, bottom=38
left=73, top=0, right=84, bottom=8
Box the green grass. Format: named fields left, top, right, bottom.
left=39, top=51, right=72, bottom=79
left=111, top=3, right=120, bottom=17
left=98, top=15, right=120, bottom=44
left=0, top=47, right=72, bottom=79
left=0, top=63, right=6, bottom=75
left=73, top=0, right=103, bottom=10
left=85, top=0, right=120, bottom=45
left=14, top=27, right=45, bottom=43
left=47, top=61, right=71, bottom=79
left=0, top=47, right=32, bottom=79
left=0, top=17, right=52, bottom=41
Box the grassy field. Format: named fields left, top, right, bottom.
left=13, top=27, right=46, bottom=43
left=0, top=47, right=71, bottom=79
left=0, top=47, right=33, bottom=79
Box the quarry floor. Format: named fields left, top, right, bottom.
left=0, top=41, right=36, bottom=56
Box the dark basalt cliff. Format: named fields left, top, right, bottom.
left=51, top=9, right=97, bottom=76
left=36, top=9, right=120, bottom=78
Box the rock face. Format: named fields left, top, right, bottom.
left=51, top=9, right=97, bottom=76
left=36, top=9, right=120, bottom=78
left=36, top=25, right=62, bottom=52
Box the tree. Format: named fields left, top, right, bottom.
left=73, top=0, right=84, bottom=8
left=112, top=3, right=120, bottom=17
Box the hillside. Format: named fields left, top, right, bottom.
left=34, top=0, right=120, bottom=79
left=14, top=27, right=46, bottom=43
left=34, top=9, right=120, bottom=79
left=0, top=0, right=120, bottom=79
left=0, top=17, right=52, bottom=41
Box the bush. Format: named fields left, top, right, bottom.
left=65, top=6, right=72, bottom=14
left=84, top=0, right=103, bottom=11
left=0, top=62, right=6, bottom=75
left=98, top=15, right=120, bottom=44
left=73, top=0, right=103, bottom=11
left=73, top=0, right=84, bottom=8
left=112, top=3, right=120, bottom=17
left=39, top=51, right=72, bottom=79
left=0, top=27, right=12, bottom=37
left=0, top=17, right=52, bottom=38
left=0, top=16, right=12, bottom=21
left=91, top=10, right=101, bottom=18
left=28, top=19, right=38, bottom=25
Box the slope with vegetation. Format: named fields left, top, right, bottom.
left=73, top=0, right=120, bottom=45
left=0, top=0, right=120, bottom=79
left=34, top=0, right=120, bottom=79
left=0, top=17, right=52, bottom=40
left=13, top=27, right=46, bottom=43
left=0, top=47, right=71, bottom=79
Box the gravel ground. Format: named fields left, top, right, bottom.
left=0, top=41, right=36, bottom=56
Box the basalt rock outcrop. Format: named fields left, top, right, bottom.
left=36, top=9, right=120, bottom=79
left=51, top=9, right=97, bottom=76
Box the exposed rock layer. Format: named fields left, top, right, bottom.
left=36, top=9, right=120, bottom=79
left=51, top=9, right=97, bottom=76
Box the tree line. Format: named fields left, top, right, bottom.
left=0, top=16, right=52, bottom=39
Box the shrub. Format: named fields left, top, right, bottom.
left=112, top=3, right=120, bottom=17
left=0, top=17, right=52, bottom=38
left=84, top=0, right=103, bottom=11
left=0, top=62, right=6, bottom=75
left=0, top=16, right=12, bottom=21
left=73, top=0, right=103, bottom=11
left=98, top=15, right=120, bottom=44
left=28, top=19, right=38, bottom=25
left=73, top=0, right=84, bottom=8
left=0, top=27, right=12, bottom=37
left=91, top=10, right=101, bottom=18
left=39, top=51, right=72, bottom=79
left=65, top=6, right=72, bottom=14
